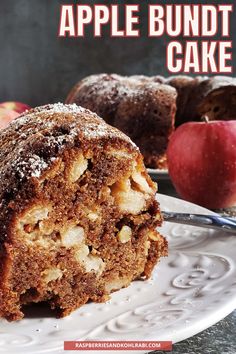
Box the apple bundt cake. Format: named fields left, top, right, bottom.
left=0, top=103, right=167, bottom=321
left=66, top=74, right=236, bottom=168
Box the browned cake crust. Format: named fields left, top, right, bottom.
left=0, top=103, right=167, bottom=321
left=66, top=74, right=177, bottom=169
left=167, top=75, right=236, bottom=125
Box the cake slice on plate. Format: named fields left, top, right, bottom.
left=0, top=103, right=167, bottom=321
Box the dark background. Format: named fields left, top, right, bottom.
left=0, top=0, right=235, bottom=107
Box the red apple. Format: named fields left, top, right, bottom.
left=0, top=101, right=30, bottom=114
left=0, top=107, right=20, bottom=129
left=167, top=120, right=236, bottom=209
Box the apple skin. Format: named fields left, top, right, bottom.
left=0, top=101, right=30, bottom=114
left=167, top=120, right=236, bottom=209
left=0, top=107, right=20, bottom=129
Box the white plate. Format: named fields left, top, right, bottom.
left=147, top=168, right=169, bottom=180
left=1, top=194, right=236, bottom=354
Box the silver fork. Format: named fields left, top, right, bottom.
left=162, top=211, right=236, bottom=234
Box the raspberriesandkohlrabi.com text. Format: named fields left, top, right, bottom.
left=58, top=3, right=233, bottom=74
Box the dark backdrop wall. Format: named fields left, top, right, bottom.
left=1, top=0, right=235, bottom=106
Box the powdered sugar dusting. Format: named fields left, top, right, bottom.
left=34, top=102, right=87, bottom=115
left=14, top=154, right=49, bottom=179
left=38, top=103, right=137, bottom=148
left=77, top=74, right=174, bottom=106
left=0, top=103, right=138, bottom=182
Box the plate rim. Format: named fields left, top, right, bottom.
left=152, top=194, right=236, bottom=344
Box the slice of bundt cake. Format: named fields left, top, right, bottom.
left=0, top=103, right=166, bottom=321
left=66, top=74, right=177, bottom=169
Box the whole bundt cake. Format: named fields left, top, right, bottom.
left=66, top=74, right=236, bottom=168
